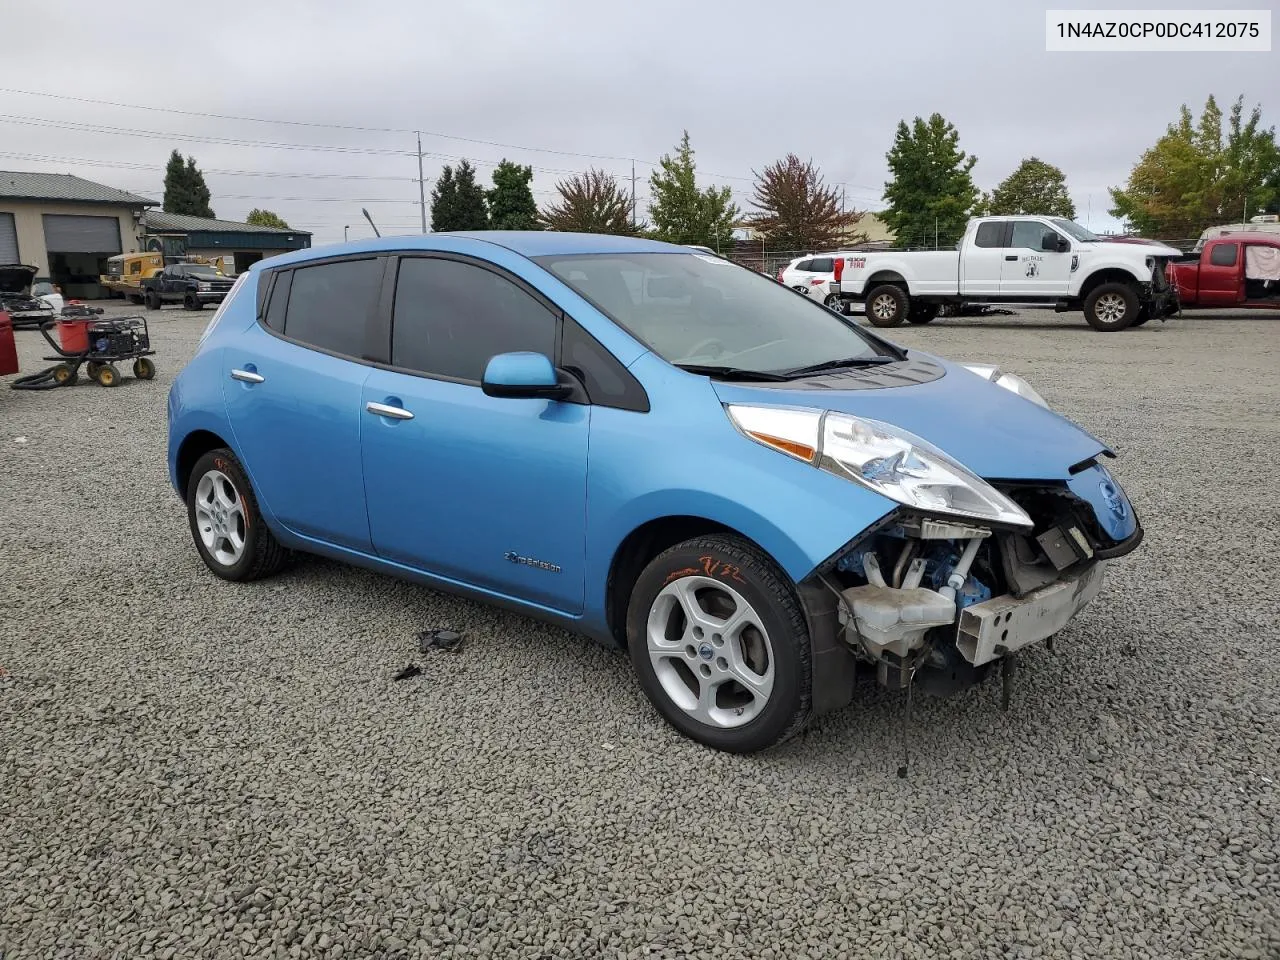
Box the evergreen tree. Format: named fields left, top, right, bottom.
left=163, top=150, right=215, bottom=218
left=487, top=160, right=540, bottom=230
left=430, top=165, right=458, bottom=231
left=982, top=157, right=1075, bottom=218
left=648, top=131, right=738, bottom=250
left=432, top=160, right=488, bottom=231
left=881, top=114, right=978, bottom=248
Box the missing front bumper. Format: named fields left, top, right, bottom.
left=956, top=561, right=1106, bottom=666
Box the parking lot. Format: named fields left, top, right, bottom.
left=2, top=304, right=1277, bottom=959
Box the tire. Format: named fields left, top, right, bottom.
left=907, top=302, right=940, bottom=325
left=86, top=361, right=102, bottom=380
left=133, top=357, right=156, bottom=380
left=129, top=294, right=144, bottom=305
left=791, top=285, right=810, bottom=296
left=865, top=284, right=908, bottom=327
left=52, top=363, right=79, bottom=386
left=1084, top=282, right=1138, bottom=332
left=183, top=293, right=199, bottom=311
left=823, top=292, right=847, bottom=314
left=96, top=363, right=121, bottom=388
left=186, top=448, right=289, bottom=582
left=626, top=534, right=812, bottom=753
left=145, top=291, right=160, bottom=311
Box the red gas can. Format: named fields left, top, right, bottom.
left=0, top=310, right=18, bottom=376
left=56, top=318, right=94, bottom=354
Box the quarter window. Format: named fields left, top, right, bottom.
left=793, top=259, right=814, bottom=272
left=974, top=222, right=1006, bottom=248
left=391, top=257, right=558, bottom=382
left=282, top=258, right=382, bottom=358
left=808, top=258, right=833, bottom=272
left=1209, top=243, right=1238, bottom=267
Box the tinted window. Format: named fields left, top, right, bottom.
left=284, top=258, right=382, bottom=358
left=1210, top=243, right=1238, bottom=266
left=392, top=258, right=557, bottom=381
left=560, top=316, right=648, bottom=412
left=262, top=270, right=292, bottom=332
left=808, top=258, right=833, bottom=273
left=1011, top=222, right=1051, bottom=250
left=974, top=222, right=1005, bottom=248
left=793, top=259, right=813, bottom=272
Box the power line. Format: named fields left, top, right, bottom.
left=0, top=150, right=415, bottom=182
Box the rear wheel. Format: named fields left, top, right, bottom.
left=86, top=361, right=102, bottom=380
left=133, top=357, right=156, bottom=380
left=865, top=284, right=908, bottom=327
left=186, top=448, right=289, bottom=582
left=1084, top=282, right=1138, bottom=332
left=145, top=291, right=160, bottom=310
left=52, top=363, right=79, bottom=386
left=627, top=534, right=812, bottom=753
left=823, top=292, right=847, bottom=314
left=96, top=363, right=121, bottom=387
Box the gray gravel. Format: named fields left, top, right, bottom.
left=2, top=303, right=1278, bottom=959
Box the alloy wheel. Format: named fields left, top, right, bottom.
left=1095, top=292, right=1127, bottom=324
left=194, top=469, right=247, bottom=567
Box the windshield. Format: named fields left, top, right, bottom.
left=32, top=282, right=55, bottom=296
left=185, top=266, right=221, bottom=279
left=1051, top=219, right=1101, bottom=243
left=537, top=252, right=891, bottom=374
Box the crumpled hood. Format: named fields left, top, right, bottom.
left=711, top=355, right=1111, bottom=481
left=0, top=264, right=38, bottom=295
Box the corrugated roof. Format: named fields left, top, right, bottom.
left=144, top=210, right=311, bottom=236
left=0, top=171, right=156, bottom=206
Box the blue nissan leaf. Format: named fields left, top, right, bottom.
left=168, top=233, right=1142, bottom=753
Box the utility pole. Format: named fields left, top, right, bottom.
left=417, top=132, right=427, bottom=233
left=631, top=159, right=637, bottom=231
left=934, top=217, right=939, bottom=250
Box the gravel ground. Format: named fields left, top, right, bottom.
left=2, top=303, right=1278, bottom=959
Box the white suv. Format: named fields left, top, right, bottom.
left=778, top=255, right=847, bottom=312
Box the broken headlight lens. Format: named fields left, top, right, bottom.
left=725, top=405, right=1034, bottom=529
left=961, top=364, right=1049, bottom=408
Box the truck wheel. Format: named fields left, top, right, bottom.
left=129, top=294, right=144, bottom=305
left=145, top=291, right=160, bottom=310
left=907, top=303, right=940, bottom=325
left=865, top=285, right=908, bottom=327
left=1084, top=283, right=1137, bottom=332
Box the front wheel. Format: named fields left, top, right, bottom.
left=145, top=291, right=160, bottom=310
left=627, top=534, right=812, bottom=753
left=133, top=357, right=156, bottom=380
left=865, top=284, right=908, bottom=327
left=186, top=448, right=289, bottom=582
left=1084, top=282, right=1138, bottom=332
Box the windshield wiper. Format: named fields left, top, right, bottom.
left=779, top=355, right=900, bottom=378
left=674, top=363, right=792, bottom=382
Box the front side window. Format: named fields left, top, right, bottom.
left=391, top=257, right=558, bottom=381
left=1011, top=221, right=1054, bottom=250
left=282, top=258, right=382, bottom=358
left=539, top=252, right=891, bottom=375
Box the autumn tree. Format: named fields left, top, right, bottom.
left=162, top=150, right=214, bottom=218
left=487, top=160, right=540, bottom=230
left=1110, top=95, right=1280, bottom=238
left=749, top=154, right=864, bottom=250
left=881, top=114, right=978, bottom=248
left=541, top=169, right=635, bottom=234
left=982, top=158, right=1075, bottom=218
left=245, top=208, right=290, bottom=229
left=648, top=131, right=738, bottom=250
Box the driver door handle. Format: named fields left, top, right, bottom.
left=366, top=401, right=414, bottom=421
left=230, top=368, right=265, bottom=383
left=1004, top=255, right=1018, bottom=261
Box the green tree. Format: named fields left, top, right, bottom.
left=245, top=208, right=290, bottom=229
left=881, top=114, right=978, bottom=248
left=982, top=157, right=1076, bottom=219
left=431, top=160, right=488, bottom=231
left=487, top=160, right=540, bottom=230
left=1110, top=95, right=1280, bottom=238
left=648, top=131, right=738, bottom=250
left=750, top=153, right=865, bottom=250
left=540, top=169, right=635, bottom=234
left=162, top=150, right=215, bottom=218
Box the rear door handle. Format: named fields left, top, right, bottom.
left=230, top=368, right=265, bottom=383
left=366, top=401, right=414, bottom=421
left=1004, top=255, right=1018, bottom=261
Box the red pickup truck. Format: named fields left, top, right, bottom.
left=1167, top=233, right=1280, bottom=311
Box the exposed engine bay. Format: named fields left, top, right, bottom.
left=820, top=478, right=1141, bottom=698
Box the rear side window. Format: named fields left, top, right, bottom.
left=391, top=257, right=557, bottom=382
left=793, top=259, right=813, bottom=272
left=808, top=258, right=833, bottom=272
left=262, top=270, right=291, bottom=331
left=974, top=222, right=1006, bottom=248
left=283, top=258, right=382, bottom=358
left=1209, top=243, right=1238, bottom=267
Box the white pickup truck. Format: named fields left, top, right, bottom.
left=830, top=216, right=1182, bottom=331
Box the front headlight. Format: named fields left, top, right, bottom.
left=726, top=405, right=1033, bottom=529
left=197, top=282, right=212, bottom=292
left=961, top=364, right=1049, bottom=408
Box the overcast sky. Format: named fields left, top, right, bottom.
left=2, top=0, right=1275, bottom=245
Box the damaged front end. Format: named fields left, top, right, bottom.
left=813, top=459, right=1142, bottom=700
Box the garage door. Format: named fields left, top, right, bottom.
left=42, top=214, right=121, bottom=254
left=0, top=213, right=17, bottom=262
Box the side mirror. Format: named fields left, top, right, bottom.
left=481, top=351, right=572, bottom=401
left=1041, top=232, right=1065, bottom=252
